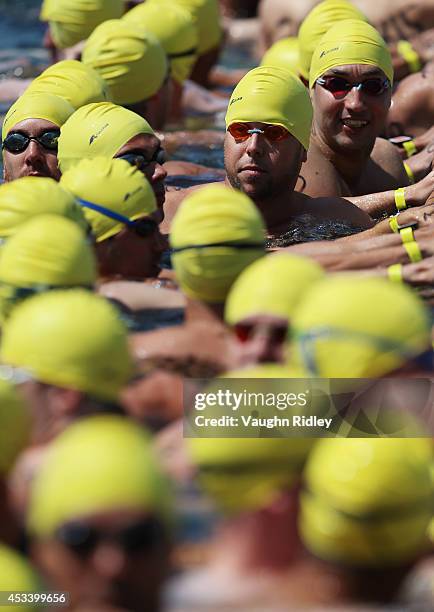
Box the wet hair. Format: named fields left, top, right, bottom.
left=265, top=214, right=363, bottom=248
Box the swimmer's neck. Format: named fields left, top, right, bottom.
left=311, top=129, right=375, bottom=187
left=209, top=490, right=302, bottom=574
left=185, top=297, right=226, bottom=324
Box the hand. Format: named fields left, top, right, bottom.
left=404, top=145, right=434, bottom=182
left=406, top=168, right=434, bottom=207
left=396, top=203, right=434, bottom=228
left=402, top=255, right=434, bottom=288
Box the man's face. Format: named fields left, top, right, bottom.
left=32, top=509, right=170, bottom=612
left=224, top=122, right=305, bottom=202
left=311, top=64, right=392, bottom=153
left=115, top=134, right=167, bottom=214
left=2, top=119, right=61, bottom=182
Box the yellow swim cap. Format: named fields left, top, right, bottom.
left=298, top=0, right=368, bottom=81
left=40, top=0, right=124, bottom=49
left=290, top=276, right=431, bottom=377
left=2, top=92, right=74, bottom=140
left=154, top=0, right=222, bottom=56
left=0, top=544, right=42, bottom=610
left=309, top=19, right=393, bottom=88
left=300, top=438, right=433, bottom=566
left=225, top=66, right=312, bottom=150
left=82, top=19, right=168, bottom=105
left=28, top=415, right=172, bottom=538
left=61, top=157, right=156, bottom=242
left=123, top=2, right=198, bottom=84
left=170, top=184, right=265, bottom=303
left=260, top=37, right=300, bottom=75
left=225, top=253, right=324, bottom=326
left=0, top=177, right=89, bottom=238
left=1, top=290, right=133, bottom=402
left=57, top=102, right=155, bottom=172
left=0, top=216, right=96, bottom=320
left=26, top=60, right=109, bottom=109
left=0, top=378, right=30, bottom=475
left=188, top=365, right=313, bottom=514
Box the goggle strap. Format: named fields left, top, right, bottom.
left=168, top=46, right=198, bottom=59
left=78, top=198, right=135, bottom=228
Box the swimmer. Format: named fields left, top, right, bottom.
left=0, top=215, right=96, bottom=323
left=225, top=253, right=324, bottom=367
left=2, top=92, right=74, bottom=182
left=0, top=290, right=133, bottom=443
left=164, top=66, right=373, bottom=238
left=82, top=19, right=170, bottom=130
left=131, top=184, right=265, bottom=376
left=289, top=438, right=433, bottom=607
left=61, top=157, right=166, bottom=281
left=0, top=177, right=89, bottom=236
left=169, top=389, right=314, bottom=610
left=289, top=276, right=433, bottom=377
left=299, top=20, right=424, bottom=211
left=40, top=0, right=124, bottom=63
left=58, top=102, right=167, bottom=209
left=27, top=416, right=172, bottom=612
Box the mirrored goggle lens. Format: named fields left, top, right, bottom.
left=318, top=76, right=388, bottom=97
left=228, top=123, right=289, bottom=142
left=37, top=130, right=60, bottom=149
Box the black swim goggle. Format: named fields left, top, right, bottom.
left=78, top=199, right=158, bottom=238
left=2, top=130, right=60, bottom=153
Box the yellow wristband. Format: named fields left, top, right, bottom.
left=387, top=263, right=403, bottom=283
left=389, top=215, right=400, bottom=233
left=394, top=187, right=407, bottom=211
left=403, top=240, right=423, bottom=263
left=397, top=40, right=422, bottom=73
left=400, top=226, right=415, bottom=243
left=403, top=161, right=415, bottom=184
left=403, top=141, right=417, bottom=158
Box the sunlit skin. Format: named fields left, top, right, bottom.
left=32, top=509, right=170, bottom=612
left=96, top=219, right=167, bottom=280
left=311, top=65, right=392, bottom=157
left=114, top=134, right=167, bottom=214
left=224, top=122, right=306, bottom=202
left=2, top=119, right=61, bottom=182
left=232, top=314, right=289, bottom=366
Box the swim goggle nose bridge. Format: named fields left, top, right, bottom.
left=227, top=122, right=290, bottom=142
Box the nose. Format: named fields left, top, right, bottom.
left=344, top=86, right=366, bottom=113
left=24, top=140, right=45, bottom=166
left=245, top=133, right=265, bottom=157
left=244, top=332, right=283, bottom=365
left=152, top=162, right=167, bottom=185
left=91, top=544, right=128, bottom=580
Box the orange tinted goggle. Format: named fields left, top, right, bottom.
left=227, top=122, right=290, bottom=142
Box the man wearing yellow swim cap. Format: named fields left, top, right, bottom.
left=82, top=19, right=171, bottom=130
left=0, top=290, right=133, bottom=444
left=221, top=66, right=373, bottom=241
left=27, top=415, right=172, bottom=612
left=299, top=19, right=434, bottom=220
left=2, top=92, right=74, bottom=182
left=58, top=102, right=167, bottom=209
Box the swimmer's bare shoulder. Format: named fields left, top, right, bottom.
left=293, top=191, right=374, bottom=228
left=362, top=137, right=409, bottom=192
left=296, top=141, right=349, bottom=197
left=98, top=281, right=185, bottom=311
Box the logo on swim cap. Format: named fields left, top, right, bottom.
left=320, top=47, right=340, bottom=58
left=230, top=97, right=243, bottom=105
left=89, top=123, right=109, bottom=146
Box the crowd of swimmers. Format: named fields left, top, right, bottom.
left=0, top=0, right=433, bottom=610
